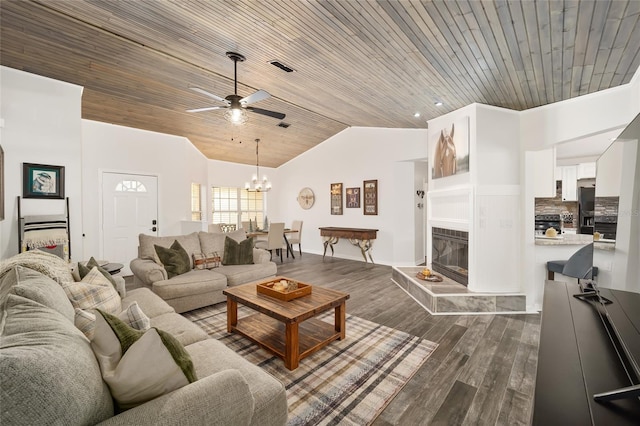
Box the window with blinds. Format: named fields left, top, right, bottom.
left=212, top=187, right=265, bottom=227
left=191, top=183, right=202, bottom=221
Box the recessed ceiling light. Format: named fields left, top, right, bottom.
left=414, top=112, right=421, bottom=118
left=434, top=101, right=443, bottom=107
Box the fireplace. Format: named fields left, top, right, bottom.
left=432, top=227, right=469, bottom=286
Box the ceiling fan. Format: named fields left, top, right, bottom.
left=187, top=51, right=286, bottom=124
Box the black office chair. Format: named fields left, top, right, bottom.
left=547, top=243, right=598, bottom=281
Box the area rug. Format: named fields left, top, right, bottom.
left=184, top=304, right=438, bottom=426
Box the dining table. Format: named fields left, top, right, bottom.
left=246, top=228, right=299, bottom=259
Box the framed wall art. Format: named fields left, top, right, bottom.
left=346, top=187, right=360, bottom=208
left=431, top=116, right=470, bottom=179
left=23, top=163, right=65, bottom=199
left=363, top=179, right=378, bottom=215
left=330, top=182, right=343, bottom=215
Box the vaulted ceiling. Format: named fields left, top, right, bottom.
left=2, top=1, right=639, bottom=167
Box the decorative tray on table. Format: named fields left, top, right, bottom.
left=257, top=278, right=312, bottom=301
left=416, top=270, right=443, bottom=282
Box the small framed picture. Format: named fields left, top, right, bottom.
left=23, top=163, right=65, bottom=199
left=363, top=179, right=378, bottom=215
left=330, top=182, right=343, bottom=215
left=346, top=187, right=360, bottom=208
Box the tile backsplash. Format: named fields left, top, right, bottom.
left=535, top=181, right=578, bottom=228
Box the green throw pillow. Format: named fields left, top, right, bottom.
left=78, top=256, right=117, bottom=288
left=222, top=236, right=254, bottom=265
left=154, top=240, right=191, bottom=278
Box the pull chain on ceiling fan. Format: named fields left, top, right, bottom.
left=187, top=52, right=286, bottom=124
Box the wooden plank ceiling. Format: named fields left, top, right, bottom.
left=2, top=0, right=639, bottom=167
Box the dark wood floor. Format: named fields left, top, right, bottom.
left=127, top=252, right=540, bottom=425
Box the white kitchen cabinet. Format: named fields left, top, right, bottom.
left=532, top=148, right=556, bottom=198
left=561, top=165, right=577, bottom=201
left=577, top=162, right=596, bottom=179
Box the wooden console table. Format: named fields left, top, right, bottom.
left=319, top=227, right=378, bottom=263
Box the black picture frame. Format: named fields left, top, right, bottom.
left=363, top=179, right=378, bottom=215
left=330, top=182, right=343, bottom=215
left=23, top=163, right=65, bottom=199
left=346, top=187, right=360, bottom=208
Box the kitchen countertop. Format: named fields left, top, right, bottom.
left=535, top=233, right=615, bottom=250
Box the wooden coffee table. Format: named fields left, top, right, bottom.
left=223, top=277, right=350, bottom=370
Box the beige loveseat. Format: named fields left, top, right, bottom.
left=0, top=251, right=287, bottom=426
left=130, top=230, right=277, bottom=313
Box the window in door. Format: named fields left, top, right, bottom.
left=191, top=183, right=202, bottom=221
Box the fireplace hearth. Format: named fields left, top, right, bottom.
left=432, top=227, right=469, bottom=286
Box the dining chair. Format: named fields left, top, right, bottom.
left=288, top=220, right=303, bottom=257
left=254, top=222, right=286, bottom=262
left=241, top=221, right=250, bottom=232
left=208, top=223, right=223, bottom=233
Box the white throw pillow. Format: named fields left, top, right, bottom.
left=90, top=310, right=197, bottom=409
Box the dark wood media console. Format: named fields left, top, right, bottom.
left=533, top=281, right=640, bottom=424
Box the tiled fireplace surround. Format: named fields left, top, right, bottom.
left=391, top=189, right=526, bottom=315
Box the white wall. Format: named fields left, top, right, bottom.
left=81, top=120, right=209, bottom=260
left=521, top=66, right=640, bottom=311
left=426, top=104, right=521, bottom=294
left=0, top=67, right=83, bottom=260
left=272, top=126, right=428, bottom=265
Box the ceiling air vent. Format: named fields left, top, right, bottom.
left=277, top=122, right=290, bottom=128
left=269, top=60, right=295, bottom=73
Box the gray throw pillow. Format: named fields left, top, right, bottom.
left=78, top=256, right=117, bottom=288
left=154, top=240, right=191, bottom=278
left=222, top=236, right=254, bottom=265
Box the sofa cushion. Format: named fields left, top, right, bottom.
left=155, top=241, right=191, bottom=279
left=186, top=339, right=287, bottom=426
left=152, top=270, right=227, bottom=300
left=7, top=265, right=75, bottom=321
left=198, top=231, right=227, bottom=255
left=0, top=293, right=114, bottom=424
left=222, top=236, right=254, bottom=265
left=122, top=287, right=175, bottom=318
left=139, top=232, right=201, bottom=268
left=217, top=263, right=278, bottom=287
left=62, top=267, right=122, bottom=315
left=150, top=312, right=208, bottom=347
left=91, top=310, right=197, bottom=409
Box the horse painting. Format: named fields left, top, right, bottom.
left=433, top=124, right=457, bottom=178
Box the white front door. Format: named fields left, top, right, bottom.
left=102, top=173, right=158, bottom=274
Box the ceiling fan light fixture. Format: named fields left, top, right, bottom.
left=224, top=107, right=248, bottom=125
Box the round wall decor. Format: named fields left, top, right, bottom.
left=297, top=187, right=315, bottom=209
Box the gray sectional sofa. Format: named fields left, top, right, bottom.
left=130, top=229, right=277, bottom=313
left=0, top=252, right=287, bottom=426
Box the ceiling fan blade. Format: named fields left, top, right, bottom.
left=189, top=87, right=230, bottom=105
left=186, top=106, right=228, bottom=113
left=246, top=106, right=286, bottom=120
left=240, top=89, right=271, bottom=105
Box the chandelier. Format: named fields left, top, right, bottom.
left=245, top=139, right=271, bottom=192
